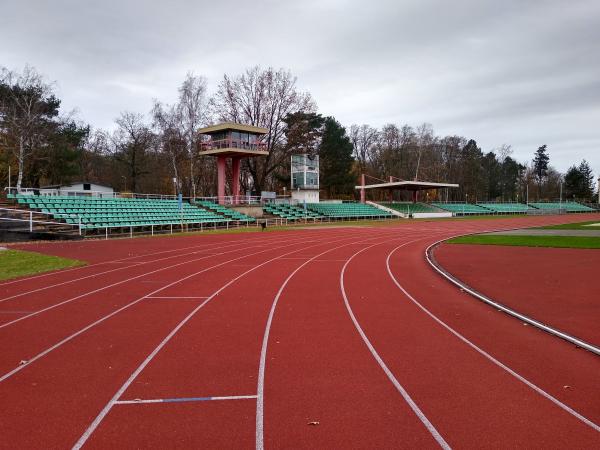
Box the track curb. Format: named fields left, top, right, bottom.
left=425, top=237, right=600, bottom=357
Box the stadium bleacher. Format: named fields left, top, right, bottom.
left=475, top=203, right=533, bottom=213
left=194, top=200, right=256, bottom=222
left=9, top=193, right=227, bottom=229
left=263, top=203, right=323, bottom=220
left=306, top=202, right=391, bottom=218
left=529, top=202, right=595, bottom=212
left=431, top=202, right=492, bottom=214
left=379, top=202, right=441, bottom=214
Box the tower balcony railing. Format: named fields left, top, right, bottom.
left=199, top=138, right=267, bottom=152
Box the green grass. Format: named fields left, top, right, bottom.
left=537, top=220, right=600, bottom=230
left=447, top=235, right=600, bottom=249
left=0, top=249, right=85, bottom=281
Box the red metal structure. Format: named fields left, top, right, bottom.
left=198, top=123, right=268, bottom=205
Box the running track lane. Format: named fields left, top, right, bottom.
left=387, top=238, right=600, bottom=426
left=0, top=231, right=372, bottom=448
left=73, top=233, right=404, bottom=448
left=0, top=232, right=321, bottom=301
left=259, top=232, right=447, bottom=449
left=0, top=236, right=314, bottom=377
left=433, top=244, right=600, bottom=347
left=2, top=216, right=596, bottom=448
left=71, top=230, right=413, bottom=448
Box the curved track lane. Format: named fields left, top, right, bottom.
left=0, top=213, right=599, bottom=449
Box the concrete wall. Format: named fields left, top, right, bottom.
left=412, top=212, right=453, bottom=219
left=231, top=205, right=264, bottom=218
left=291, top=190, right=319, bottom=203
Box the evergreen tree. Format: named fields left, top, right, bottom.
left=565, top=160, right=595, bottom=200
left=500, top=156, right=524, bottom=201
left=319, top=117, right=355, bottom=197
left=532, top=145, right=549, bottom=199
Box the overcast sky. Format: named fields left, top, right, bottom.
left=2, top=0, right=599, bottom=172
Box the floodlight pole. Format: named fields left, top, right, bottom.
left=559, top=181, right=563, bottom=209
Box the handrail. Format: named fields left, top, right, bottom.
left=199, top=138, right=267, bottom=152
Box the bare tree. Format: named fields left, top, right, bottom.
left=0, top=66, right=59, bottom=190
left=151, top=101, right=186, bottom=194
left=111, top=112, right=154, bottom=193
left=211, top=66, right=315, bottom=192
left=349, top=124, right=379, bottom=174
left=177, top=73, right=208, bottom=197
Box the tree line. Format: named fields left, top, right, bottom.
left=1, top=65, right=597, bottom=203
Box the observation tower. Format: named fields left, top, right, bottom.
left=198, top=122, right=268, bottom=205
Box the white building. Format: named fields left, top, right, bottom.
left=40, top=182, right=114, bottom=197
left=290, top=154, right=319, bottom=203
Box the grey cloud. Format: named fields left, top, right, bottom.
left=1, top=0, right=598, bottom=172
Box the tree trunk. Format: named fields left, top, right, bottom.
left=16, top=136, right=25, bottom=191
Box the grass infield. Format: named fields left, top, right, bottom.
left=447, top=235, right=600, bottom=249
left=0, top=249, right=85, bottom=281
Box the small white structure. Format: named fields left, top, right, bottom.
left=291, top=154, right=319, bottom=203
left=40, top=182, right=114, bottom=197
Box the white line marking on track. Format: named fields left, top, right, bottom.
left=386, top=244, right=600, bottom=434
left=72, top=232, right=371, bottom=450
left=255, top=231, right=426, bottom=450
left=0, top=233, right=315, bottom=288
left=425, top=240, right=600, bottom=356
left=340, top=238, right=451, bottom=450
left=0, top=238, right=317, bottom=384
left=145, top=296, right=209, bottom=299
left=0, top=236, right=307, bottom=329
left=0, top=234, right=307, bottom=299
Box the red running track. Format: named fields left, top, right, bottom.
left=0, top=214, right=599, bottom=449
left=435, top=244, right=600, bottom=347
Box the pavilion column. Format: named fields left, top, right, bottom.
left=360, top=174, right=366, bottom=203
left=412, top=190, right=418, bottom=203
left=217, top=155, right=226, bottom=205
left=389, top=176, right=394, bottom=202
left=232, top=156, right=241, bottom=205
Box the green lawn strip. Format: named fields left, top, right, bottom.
left=447, top=235, right=600, bottom=249
left=537, top=220, right=600, bottom=230
left=0, top=249, right=85, bottom=281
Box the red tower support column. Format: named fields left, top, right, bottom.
left=360, top=174, right=366, bottom=203
left=217, top=155, right=226, bottom=205
left=232, top=156, right=241, bottom=205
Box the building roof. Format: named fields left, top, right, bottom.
left=40, top=181, right=113, bottom=189
left=197, top=122, right=268, bottom=135
left=355, top=180, right=459, bottom=191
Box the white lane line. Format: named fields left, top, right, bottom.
left=0, top=235, right=307, bottom=329
left=115, top=395, right=257, bottom=405
left=340, top=238, right=451, bottom=450
left=0, top=231, right=313, bottom=288
left=0, top=237, right=319, bottom=384
left=255, top=231, right=424, bottom=450
left=0, top=233, right=303, bottom=298
left=72, top=232, right=371, bottom=450
left=0, top=244, right=244, bottom=304
left=145, top=296, right=209, bottom=299
left=386, top=244, right=600, bottom=434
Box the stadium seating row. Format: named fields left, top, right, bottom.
left=9, top=194, right=235, bottom=229
left=263, top=203, right=322, bottom=220
left=379, top=202, right=441, bottom=214
left=431, top=201, right=595, bottom=214
left=194, top=200, right=255, bottom=222
left=306, top=202, right=391, bottom=218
